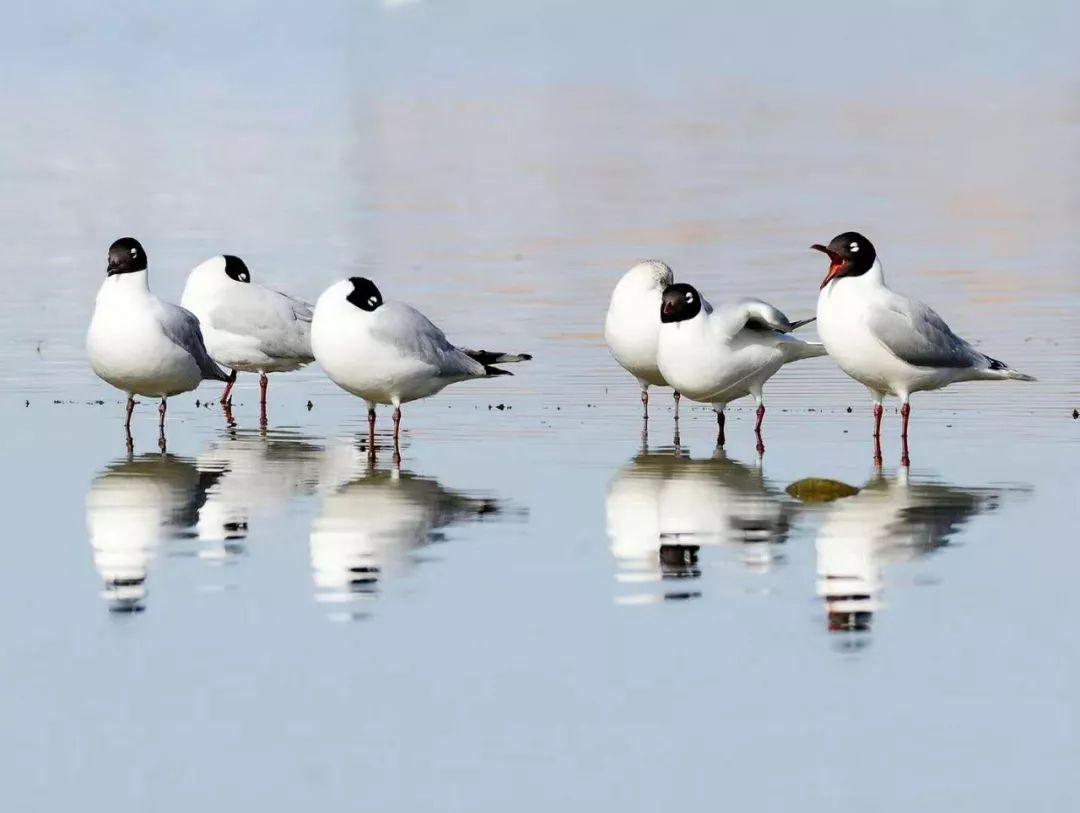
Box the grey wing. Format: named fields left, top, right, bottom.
left=208, top=289, right=314, bottom=362
left=160, top=304, right=230, bottom=380
left=372, top=303, right=485, bottom=377
left=867, top=297, right=982, bottom=369
left=723, top=298, right=797, bottom=333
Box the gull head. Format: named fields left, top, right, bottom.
left=660, top=283, right=702, bottom=324
left=106, top=237, right=148, bottom=276
left=811, top=231, right=876, bottom=289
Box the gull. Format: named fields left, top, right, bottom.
left=87, top=238, right=229, bottom=439
left=656, top=283, right=826, bottom=450
left=181, top=254, right=314, bottom=422
left=812, top=231, right=1036, bottom=465
left=604, top=260, right=682, bottom=419
left=310, top=277, right=531, bottom=452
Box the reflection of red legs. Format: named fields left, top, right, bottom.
left=125, top=395, right=136, bottom=431
left=900, top=402, right=911, bottom=467
left=641, top=388, right=649, bottom=420
left=716, top=410, right=726, bottom=446
left=673, top=391, right=681, bottom=421
left=220, top=369, right=237, bottom=405
left=872, top=403, right=884, bottom=466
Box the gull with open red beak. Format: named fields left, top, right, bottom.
left=812, top=231, right=1036, bottom=465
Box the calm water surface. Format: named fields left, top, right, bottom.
left=2, top=3, right=1079, bottom=810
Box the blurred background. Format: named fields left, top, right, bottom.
left=1, top=2, right=1078, bottom=811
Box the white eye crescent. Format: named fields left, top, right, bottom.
left=685, top=292, right=693, bottom=302
left=849, top=242, right=859, bottom=252
left=368, top=296, right=378, bottom=306
left=130, top=248, right=137, bottom=256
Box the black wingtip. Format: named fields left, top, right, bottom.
left=789, top=317, right=817, bottom=332
left=484, top=366, right=514, bottom=377
left=985, top=355, right=1008, bottom=371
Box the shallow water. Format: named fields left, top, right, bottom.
left=3, top=3, right=1080, bottom=810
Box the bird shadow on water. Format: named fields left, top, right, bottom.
left=84, top=428, right=525, bottom=618
left=787, top=466, right=1033, bottom=651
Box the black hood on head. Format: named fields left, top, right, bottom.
left=223, top=255, right=251, bottom=283
left=346, top=277, right=383, bottom=312
left=660, top=283, right=702, bottom=324
left=107, top=237, right=147, bottom=276
left=811, top=231, right=877, bottom=288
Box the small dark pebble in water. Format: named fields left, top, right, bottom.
left=846, top=406, right=852, bottom=413
left=53, top=399, right=61, bottom=404
left=1073, top=409, right=1079, bottom=419
left=496, top=404, right=506, bottom=411
left=25, top=400, right=29, bottom=407
left=195, top=399, right=201, bottom=407
left=307, top=400, right=314, bottom=411
left=946, top=424, right=952, bottom=428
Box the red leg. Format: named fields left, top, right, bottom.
left=754, top=403, right=765, bottom=433
left=367, top=407, right=377, bottom=459
left=125, top=395, right=136, bottom=431
left=259, top=373, right=269, bottom=427
left=158, top=398, right=167, bottom=430
left=641, top=388, right=649, bottom=420
left=900, top=402, right=911, bottom=467
left=220, top=370, right=237, bottom=405
left=673, top=391, right=681, bottom=420
left=716, top=410, right=726, bottom=446
left=872, top=403, right=884, bottom=466
left=392, top=406, right=402, bottom=465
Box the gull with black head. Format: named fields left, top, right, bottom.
left=181, top=254, right=314, bottom=422
left=812, top=231, right=1035, bottom=465
left=311, top=277, right=532, bottom=455
left=656, top=282, right=826, bottom=451
left=87, top=238, right=229, bottom=443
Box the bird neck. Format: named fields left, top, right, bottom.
left=99, top=269, right=151, bottom=304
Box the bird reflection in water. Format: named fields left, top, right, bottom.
left=309, top=438, right=522, bottom=621
left=85, top=453, right=222, bottom=612
left=605, top=435, right=793, bottom=605
left=789, top=466, right=1027, bottom=640
left=194, top=427, right=325, bottom=564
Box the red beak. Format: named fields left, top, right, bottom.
left=811, top=244, right=847, bottom=289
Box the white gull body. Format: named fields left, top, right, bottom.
left=657, top=292, right=826, bottom=410
left=311, top=278, right=529, bottom=408
left=87, top=270, right=226, bottom=400
left=604, top=260, right=674, bottom=392
left=180, top=255, right=314, bottom=375
left=816, top=257, right=1035, bottom=403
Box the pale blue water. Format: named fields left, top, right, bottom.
left=2, top=3, right=1079, bottom=810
